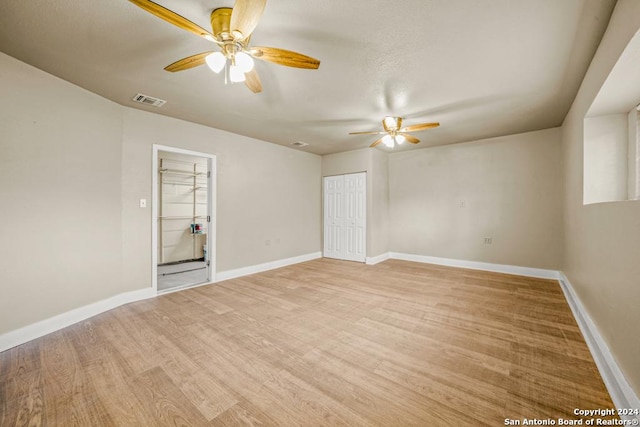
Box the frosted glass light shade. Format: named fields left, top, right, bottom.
left=383, top=116, right=399, bottom=130
left=205, top=52, right=226, bottom=73
left=229, top=64, right=246, bottom=82
left=382, top=134, right=394, bottom=147
left=235, top=51, right=254, bottom=73
left=395, top=134, right=406, bottom=144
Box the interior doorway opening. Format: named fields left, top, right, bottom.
left=152, top=145, right=216, bottom=293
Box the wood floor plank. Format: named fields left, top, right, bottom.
left=281, top=354, right=429, bottom=426
left=0, top=258, right=617, bottom=426
left=130, top=366, right=210, bottom=426
left=1, top=342, right=45, bottom=426
left=147, top=333, right=239, bottom=421
left=373, top=358, right=506, bottom=425
left=210, top=399, right=279, bottom=427
left=0, top=368, right=45, bottom=427
left=258, top=368, right=375, bottom=426
left=39, top=331, right=115, bottom=425
left=303, top=347, right=483, bottom=426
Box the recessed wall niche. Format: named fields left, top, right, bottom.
left=583, top=29, right=640, bottom=205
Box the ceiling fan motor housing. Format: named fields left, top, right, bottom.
left=211, top=7, right=232, bottom=38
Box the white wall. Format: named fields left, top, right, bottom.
left=0, top=52, right=124, bottom=334
left=561, top=0, right=640, bottom=395
left=389, top=128, right=563, bottom=270
left=0, top=51, right=322, bottom=335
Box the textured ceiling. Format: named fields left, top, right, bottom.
left=0, top=0, right=615, bottom=155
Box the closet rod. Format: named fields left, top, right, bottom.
left=158, top=215, right=207, bottom=220
left=159, top=168, right=206, bottom=177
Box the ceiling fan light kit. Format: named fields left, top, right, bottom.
left=205, top=51, right=226, bottom=73
left=129, top=0, right=320, bottom=93
left=234, top=51, right=254, bottom=72
left=383, top=116, right=400, bottom=130
left=349, top=115, right=440, bottom=149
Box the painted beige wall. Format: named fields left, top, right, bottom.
left=321, top=148, right=370, bottom=177
left=370, top=149, right=390, bottom=257
left=628, top=109, right=639, bottom=200
left=0, top=52, right=124, bottom=333
left=0, top=51, right=322, bottom=334
left=321, top=148, right=390, bottom=258
left=122, top=108, right=322, bottom=289
left=389, top=128, right=563, bottom=270
left=561, top=0, right=640, bottom=395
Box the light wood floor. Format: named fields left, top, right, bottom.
left=1, top=258, right=616, bottom=426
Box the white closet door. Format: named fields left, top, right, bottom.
left=323, top=172, right=366, bottom=262
left=343, top=173, right=366, bottom=262
left=323, top=175, right=345, bottom=259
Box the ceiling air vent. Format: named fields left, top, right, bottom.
left=291, top=141, right=309, bottom=147
left=132, top=93, right=166, bottom=107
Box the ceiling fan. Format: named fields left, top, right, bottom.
left=349, top=116, right=440, bottom=148
left=129, top=0, right=321, bottom=93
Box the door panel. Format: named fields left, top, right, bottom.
left=323, top=172, right=366, bottom=262
left=323, top=175, right=345, bottom=259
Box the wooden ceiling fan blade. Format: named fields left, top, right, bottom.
left=349, top=131, right=386, bottom=135
left=399, top=122, right=440, bottom=132
left=370, top=137, right=385, bottom=148
left=400, top=133, right=420, bottom=144
left=129, top=0, right=215, bottom=40
left=251, top=47, right=320, bottom=69
left=230, top=0, right=267, bottom=40
left=244, top=68, right=263, bottom=93
left=164, top=51, right=214, bottom=72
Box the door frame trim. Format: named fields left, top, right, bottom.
left=152, top=144, right=217, bottom=294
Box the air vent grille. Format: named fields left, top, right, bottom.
left=132, top=93, right=166, bottom=107
left=291, top=141, right=309, bottom=147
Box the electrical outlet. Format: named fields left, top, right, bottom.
left=484, top=237, right=493, bottom=244
left=460, top=200, right=466, bottom=208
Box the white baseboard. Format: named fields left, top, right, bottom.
left=3, top=251, right=637, bottom=420
left=0, top=287, right=155, bottom=353
left=558, top=273, right=640, bottom=422
left=388, top=252, right=560, bottom=279
left=366, top=252, right=390, bottom=265
left=0, top=252, right=323, bottom=352
left=215, top=251, right=322, bottom=282
left=382, top=253, right=639, bottom=418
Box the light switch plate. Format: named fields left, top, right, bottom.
left=139, top=198, right=147, bottom=208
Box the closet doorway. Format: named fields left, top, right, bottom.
left=323, top=172, right=366, bottom=262
left=152, top=145, right=216, bottom=293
